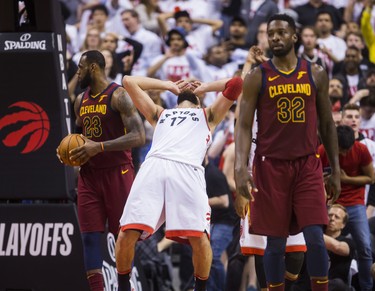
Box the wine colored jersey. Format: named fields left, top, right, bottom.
left=255, top=58, right=318, bottom=160
left=78, top=82, right=132, bottom=168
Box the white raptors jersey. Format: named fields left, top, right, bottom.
left=146, top=108, right=212, bottom=168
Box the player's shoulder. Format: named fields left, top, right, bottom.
left=243, top=64, right=263, bottom=85
left=75, top=91, right=85, bottom=103
left=243, top=63, right=263, bottom=78
left=112, top=85, right=128, bottom=98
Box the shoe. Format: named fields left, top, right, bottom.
left=247, top=286, right=258, bottom=291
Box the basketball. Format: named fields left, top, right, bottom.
left=58, top=134, right=85, bottom=166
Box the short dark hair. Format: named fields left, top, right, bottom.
left=82, top=50, right=106, bottom=70
left=91, top=4, right=109, bottom=16
left=346, top=31, right=364, bottom=41
left=316, top=10, right=332, bottom=23
left=174, top=10, right=190, bottom=21
left=121, top=9, right=139, bottom=19
left=359, top=95, right=375, bottom=108
left=166, top=27, right=189, bottom=48
left=346, top=45, right=360, bottom=53
left=342, top=103, right=360, bottom=112
left=337, top=125, right=355, bottom=150
left=267, top=13, right=296, bottom=32
left=231, top=16, right=246, bottom=27
left=177, top=89, right=199, bottom=105
left=367, top=68, right=375, bottom=78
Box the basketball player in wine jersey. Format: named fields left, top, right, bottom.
left=235, top=14, right=341, bottom=291
left=59, top=50, right=145, bottom=291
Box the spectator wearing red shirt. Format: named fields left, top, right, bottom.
left=318, top=125, right=375, bottom=291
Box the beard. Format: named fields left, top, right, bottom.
left=271, top=42, right=294, bottom=57
left=80, top=74, right=92, bottom=89
left=177, top=90, right=199, bottom=105
left=345, top=61, right=358, bottom=72
left=329, top=93, right=342, bottom=99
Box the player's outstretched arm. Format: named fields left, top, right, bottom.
left=203, top=77, right=243, bottom=130
left=314, top=64, right=341, bottom=202
left=192, top=78, right=231, bottom=95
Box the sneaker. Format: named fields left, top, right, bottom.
left=246, top=286, right=258, bottom=291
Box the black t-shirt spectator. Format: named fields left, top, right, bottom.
left=205, top=162, right=236, bottom=225
left=293, top=2, right=344, bottom=32
left=328, top=235, right=356, bottom=283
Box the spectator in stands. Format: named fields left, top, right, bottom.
left=239, top=0, right=279, bottom=47
left=343, top=0, right=366, bottom=24
left=220, top=0, right=242, bottom=40
left=120, top=9, right=162, bottom=76
left=293, top=0, right=345, bottom=35
left=324, top=204, right=356, bottom=291
left=319, top=125, right=375, bottom=291
left=333, top=111, right=343, bottom=126
left=157, top=9, right=223, bottom=58
left=298, top=25, right=328, bottom=72
left=100, top=49, right=122, bottom=84
left=207, top=105, right=236, bottom=166
left=341, top=103, right=375, bottom=219
left=135, top=0, right=162, bottom=35
left=364, top=69, right=375, bottom=90
left=315, top=11, right=347, bottom=77
left=205, top=44, right=238, bottom=81
left=346, top=31, right=371, bottom=72
left=254, top=22, right=272, bottom=58
left=72, top=27, right=102, bottom=65
left=77, top=4, right=113, bottom=50
left=147, top=27, right=210, bottom=108
left=100, top=32, right=143, bottom=77
left=333, top=46, right=367, bottom=103
left=221, top=16, right=250, bottom=66
left=203, top=154, right=237, bottom=291
left=204, top=44, right=239, bottom=105
left=329, top=77, right=345, bottom=111
left=358, top=93, right=375, bottom=141
left=158, top=0, right=213, bottom=20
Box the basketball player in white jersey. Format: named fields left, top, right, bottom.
left=115, top=75, right=243, bottom=291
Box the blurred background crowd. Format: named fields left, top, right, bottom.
left=51, top=0, right=375, bottom=290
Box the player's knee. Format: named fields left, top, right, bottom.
left=285, top=251, right=304, bottom=275
left=189, top=233, right=211, bottom=252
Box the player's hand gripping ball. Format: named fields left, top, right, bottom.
left=57, top=134, right=85, bottom=166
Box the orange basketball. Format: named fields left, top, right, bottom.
left=58, top=134, right=85, bottom=166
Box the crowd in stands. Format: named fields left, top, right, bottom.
left=60, top=0, right=375, bottom=290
